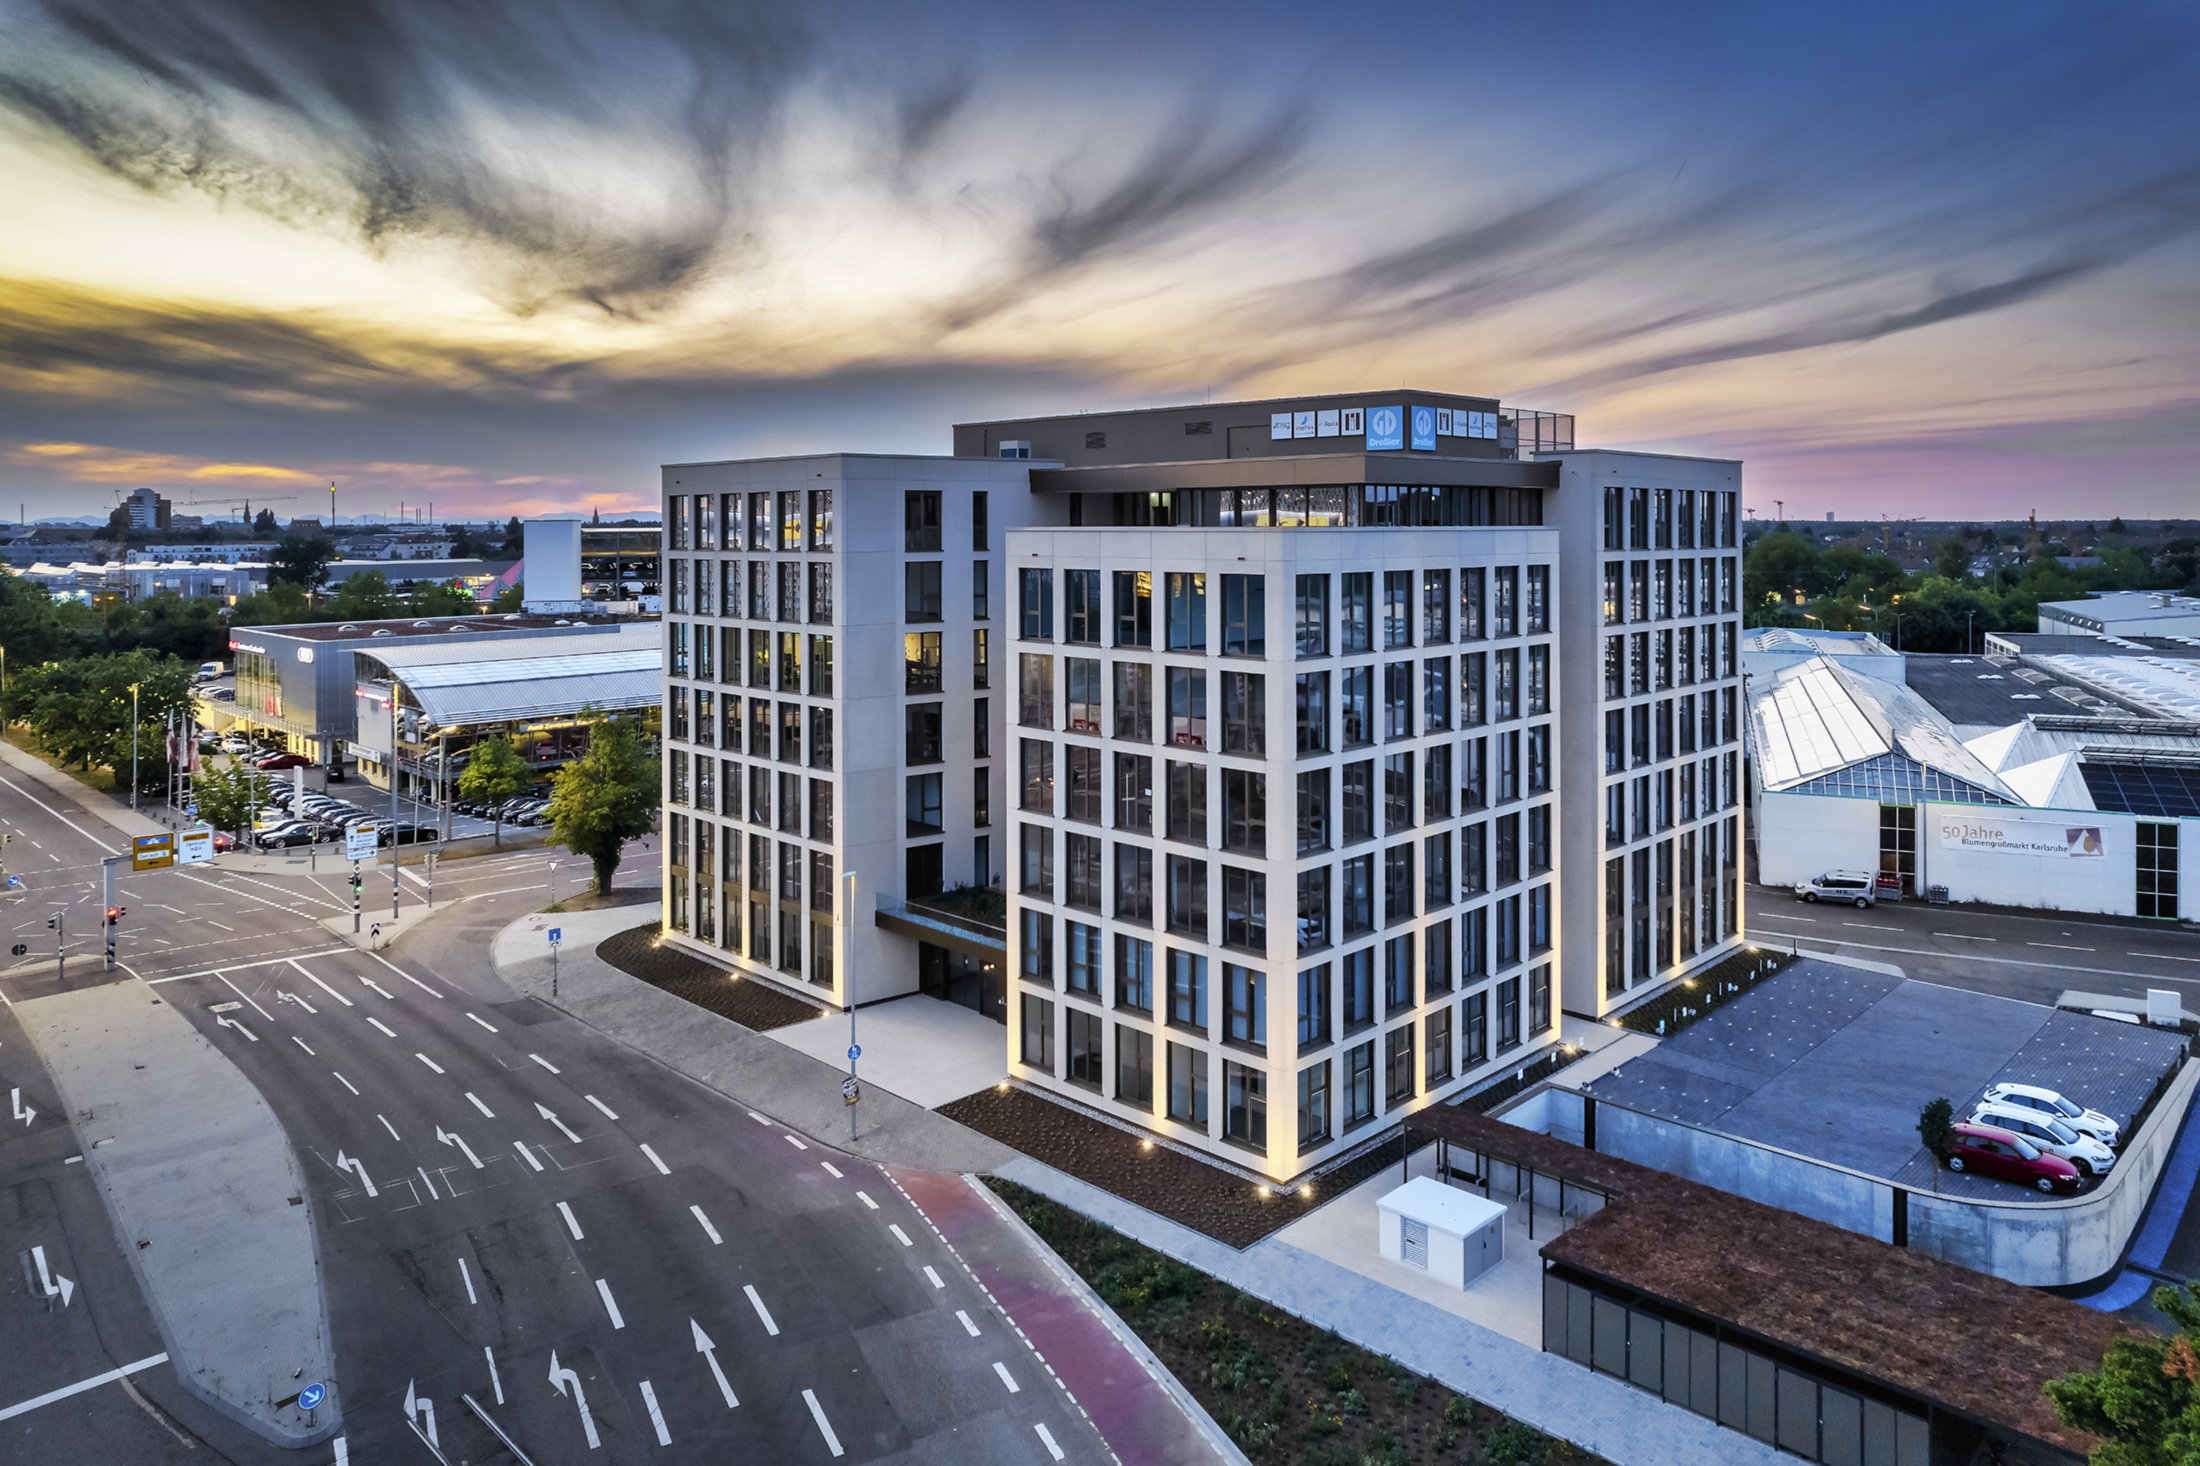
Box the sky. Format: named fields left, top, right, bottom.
left=0, top=0, right=2195, bottom=526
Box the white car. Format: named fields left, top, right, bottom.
left=1795, top=870, right=1877, bottom=907
left=1970, top=1101, right=2115, bottom=1177
left=1980, top=1083, right=2120, bottom=1149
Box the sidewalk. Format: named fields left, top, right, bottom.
left=994, top=1157, right=1784, bottom=1466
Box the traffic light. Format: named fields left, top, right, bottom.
left=106, top=907, right=124, bottom=926
left=46, top=917, right=56, bottom=930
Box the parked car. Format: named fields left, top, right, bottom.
left=1979, top=1083, right=2120, bottom=1149
left=1794, top=870, right=1876, bottom=907
left=255, top=826, right=318, bottom=849
left=1970, top=1102, right=2115, bottom=1177
left=1944, top=1124, right=2082, bottom=1194
left=380, top=823, right=439, bottom=846
left=210, top=832, right=238, bottom=853
left=255, top=753, right=314, bottom=771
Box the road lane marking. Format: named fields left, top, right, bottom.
left=557, top=1202, right=584, bottom=1239
left=889, top=1224, right=913, bottom=1247
left=466, top=1092, right=495, bottom=1118
left=956, top=1310, right=981, bottom=1337
left=416, top=1053, right=445, bottom=1074
left=484, top=1348, right=502, bottom=1406
left=292, top=1036, right=315, bottom=1056
left=802, top=1389, right=844, bottom=1458
left=439, top=1129, right=484, bottom=1169
left=1770, top=933, right=2200, bottom=985
left=281, top=991, right=318, bottom=1015
left=856, top=1191, right=879, bottom=1210
left=2146, top=952, right=2200, bottom=963
left=363, top=978, right=395, bottom=1000
left=417, top=1168, right=439, bottom=1200
left=0, top=1353, right=168, bottom=1423
left=379, top=1115, right=401, bottom=1141
left=820, top=1161, right=843, bottom=1178
left=640, top=1143, right=670, bottom=1175
left=690, top=1205, right=722, bottom=1244
left=466, top=1012, right=499, bottom=1033
left=148, top=950, right=351, bottom=983
left=783, top=1134, right=808, bottom=1151
left=536, top=1104, right=583, bottom=1143
left=584, top=1094, right=618, bottom=1119
left=639, top=1381, right=671, bottom=1446
left=366, top=1017, right=398, bottom=1038
left=744, top=1284, right=779, bottom=1336
left=528, top=1053, right=560, bottom=1073
left=2030, top=942, right=2096, bottom=952
left=1036, top=1423, right=1066, bottom=1461
left=370, top=952, right=443, bottom=998
left=1843, top=922, right=1898, bottom=930
left=747, top=1111, right=769, bottom=1124
left=217, top=972, right=274, bottom=1021
left=992, top=1362, right=1019, bottom=1394
left=206, top=920, right=234, bottom=932
left=0, top=772, right=120, bottom=853
left=923, top=1266, right=945, bottom=1289
left=1935, top=932, right=1996, bottom=941
left=333, top=1072, right=360, bottom=1095
left=694, top=1320, right=738, bottom=1407
left=513, top=1141, right=543, bottom=1172
left=595, top=1279, right=625, bottom=1329
left=460, top=1259, right=477, bottom=1305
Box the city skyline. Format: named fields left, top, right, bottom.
left=1, top=0, right=2195, bottom=521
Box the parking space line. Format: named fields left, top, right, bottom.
left=802, top=1389, right=844, bottom=1457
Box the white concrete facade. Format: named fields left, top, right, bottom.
left=1002, top=527, right=1561, bottom=1182
left=1545, top=451, right=1749, bottom=1017
left=657, top=453, right=1065, bottom=1008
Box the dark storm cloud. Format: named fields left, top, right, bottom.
left=0, top=0, right=812, bottom=316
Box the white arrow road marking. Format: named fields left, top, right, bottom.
left=923, top=1266, right=945, bottom=1290
left=417, top=1168, right=439, bottom=1200
left=459, top=1260, right=476, bottom=1305
left=992, top=1362, right=1019, bottom=1394
left=1036, top=1423, right=1066, bottom=1461
left=403, top=1379, right=439, bottom=1448
left=293, top=966, right=354, bottom=1007
left=466, top=1012, right=498, bottom=1033
left=10, top=1089, right=34, bottom=1127
left=955, top=1310, right=981, bottom=1338
left=362, top=978, right=394, bottom=1000
left=332, top=1072, right=360, bottom=1096
left=638, top=1381, right=671, bottom=1446
left=31, top=1246, right=74, bottom=1308
left=856, top=1191, right=879, bottom=1210
left=483, top=1348, right=503, bottom=1405
left=639, top=1143, right=670, bottom=1175
left=437, top=1127, right=484, bottom=1169
left=743, top=1284, right=779, bottom=1337
left=366, top=1017, right=397, bottom=1038
left=595, top=1279, right=626, bottom=1329
left=557, top=1202, right=583, bottom=1240
left=690, top=1206, right=722, bottom=1245
left=378, top=1114, right=401, bottom=1141
left=277, top=990, right=318, bottom=1015
left=888, top=1224, right=913, bottom=1247
left=292, top=1037, right=315, bottom=1056
left=546, top=1351, right=599, bottom=1451
left=820, top=1161, right=843, bottom=1178
left=513, top=1141, right=544, bottom=1172
left=535, top=1103, right=582, bottom=1143
left=692, top=1319, right=739, bottom=1407
left=528, top=1053, right=560, bottom=1074
left=801, top=1389, right=844, bottom=1458
left=583, top=1094, right=618, bottom=1120
left=214, top=1015, right=258, bottom=1042
left=334, top=1150, right=377, bottom=1197
left=465, top=1092, right=495, bottom=1118
left=415, top=1053, right=445, bottom=1074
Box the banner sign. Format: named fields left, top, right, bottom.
left=131, top=833, right=175, bottom=871
left=1936, top=817, right=2105, bottom=859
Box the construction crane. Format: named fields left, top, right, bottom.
left=1879, top=513, right=1923, bottom=556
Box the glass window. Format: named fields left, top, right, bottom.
left=810, top=706, right=833, bottom=770
left=905, top=561, right=942, bottom=622
left=974, top=628, right=990, bottom=689
left=904, top=703, right=942, bottom=764
left=1297, top=867, right=1330, bottom=953
left=781, top=491, right=803, bottom=552
left=1296, top=671, right=1329, bottom=753
left=1340, top=572, right=1372, bottom=654
left=1221, top=672, right=1265, bottom=756
left=1066, top=832, right=1101, bottom=910
left=1114, top=571, right=1152, bottom=647
left=1166, top=855, right=1207, bottom=938
left=1341, top=854, right=1374, bottom=937
left=972, top=560, right=990, bottom=621
left=1460, top=653, right=1484, bottom=727
left=1067, top=1009, right=1103, bottom=1087
left=669, top=495, right=690, bottom=549
left=1384, top=1024, right=1415, bottom=1105
left=1114, top=663, right=1153, bottom=741
left=1295, top=575, right=1329, bottom=658
left=1020, top=739, right=1055, bottom=813
left=904, top=632, right=942, bottom=693
left=750, top=493, right=774, bottom=554
left=1297, top=963, right=1332, bottom=1048
left=1114, top=755, right=1153, bottom=833
left=1067, top=922, right=1101, bottom=995
left=904, top=491, right=940, bottom=552
left=1167, top=1043, right=1208, bottom=1127
left=1020, top=823, right=1053, bottom=897
left=1222, top=769, right=1265, bottom=855
left=778, top=561, right=802, bottom=623
left=1297, top=1059, right=1330, bottom=1150
left=1341, top=761, right=1373, bottom=843
left=1066, top=658, right=1103, bottom=734
left=1167, top=949, right=1208, bottom=1030
left=1114, top=1025, right=1154, bottom=1110
left=1066, top=570, right=1101, bottom=644
left=1424, top=743, right=1452, bottom=822
left=1225, top=964, right=1265, bottom=1048
left=1167, top=668, right=1207, bottom=749
left=1165, top=760, right=1206, bottom=844
left=1497, top=975, right=1520, bottom=1049
left=1021, top=995, right=1054, bottom=1072
left=1424, top=830, right=1451, bottom=910
left=1296, top=769, right=1330, bottom=853
left=810, top=488, right=833, bottom=550
left=1222, top=865, right=1266, bottom=951
left=1019, top=654, right=1054, bottom=728
left=1115, top=933, right=1153, bottom=1010
left=1165, top=572, right=1206, bottom=651
left=1223, top=1062, right=1266, bottom=1151
left=1020, top=911, right=1054, bottom=988
left=809, top=634, right=833, bottom=696
left=1382, top=570, right=1412, bottom=649
left=1345, top=1040, right=1376, bottom=1124
left=1019, top=568, right=1054, bottom=639
left=1221, top=574, right=1265, bottom=656
left=1422, top=570, right=1451, bottom=644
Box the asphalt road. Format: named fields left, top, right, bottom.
left=0, top=768, right=1108, bottom=1465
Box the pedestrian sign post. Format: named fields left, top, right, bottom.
left=549, top=926, right=561, bottom=997
left=130, top=834, right=174, bottom=872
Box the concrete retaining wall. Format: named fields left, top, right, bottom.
left=1497, top=1060, right=2199, bottom=1288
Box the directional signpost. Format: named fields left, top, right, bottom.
left=549, top=926, right=561, bottom=997
left=176, top=829, right=214, bottom=865
left=130, top=833, right=174, bottom=871
left=298, top=1382, right=325, bottom=1411
left=345, top=823, right=378, bottom=862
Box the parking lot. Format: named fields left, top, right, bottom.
left=186, top=745, right=553, bottom=849
left=1582, top=959, right=2187, bottom=1201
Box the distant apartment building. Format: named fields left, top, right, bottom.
left=658, top=396, right=1746, bottom=1181
left=123, top=486, right=172, bottom=531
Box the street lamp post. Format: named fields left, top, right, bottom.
left=1966, top=609, right=1976, bottom=656
left=129, top=682, right=140, bottom=812
left=390, top=689, right=401, bottom=922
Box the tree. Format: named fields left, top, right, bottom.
left=1932, top=536, right=1971, bottom=582
left=458, top=736, right=531, bottom=849
left=252, top=507, right=278, bottom=534
left=323, top=570, right=401, bottom=620
left=269, top=534, right=337, bottom=591
left=503, top=515, right=524, bottom=554
left=1918, top=1097, right=1955, bottom=1193
left=546, top=712, right=658, bottom=894
left=192, top=760, right=269, bottom=840
left=2046, top=1279, right=2200, bottom=1465
left=407, top=581, right=479, bottom=616
left=490, top=581, right=524, bottom=613
left=2, top=650, right=194, bottom=778
left=229, top=581, right=315, bottom=626
left=0, top=567, right=75, bottom=663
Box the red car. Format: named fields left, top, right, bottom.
left=254, top=752, right=315, bottom=770
left=1945, top=1123, right=2082, bottom=1194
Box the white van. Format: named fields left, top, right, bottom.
left=1795, top=870, right=1877, bottom=907
left=196, top=661, right=225, bottom=680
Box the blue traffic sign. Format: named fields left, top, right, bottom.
left=847, top=1044, right=861, bottom=1061
left=298, top=1382, right=325, bottom=1410
left=547, top=927, right=562, bottom=945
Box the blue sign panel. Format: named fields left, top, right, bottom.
left=298, top=1382, right=326, bottom=1410
left=1365, top=405, right=1404, bottom=451
left=547, top=927, right=562, bottom=945
left=1410, top=405, right=1436, bottom=451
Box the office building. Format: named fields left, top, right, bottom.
left=658, top=396, right=1746, bottom=1181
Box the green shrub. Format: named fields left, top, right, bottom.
left=1482, top=1418, right=1551, bottom=1465
left=1444, top=1392, right=1474, bottom=1427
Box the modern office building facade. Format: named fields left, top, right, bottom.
left=658, top=395, right=1745, bottom=1182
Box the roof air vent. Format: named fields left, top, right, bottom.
left=338, top=624, right=359, bottom=631
left=371, top=628, right=392, bottom=636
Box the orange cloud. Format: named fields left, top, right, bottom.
left=12, top=441, right=323, bottom=486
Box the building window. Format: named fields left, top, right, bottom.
left=906, top=703, right=942, bottom=765
left=1019, top=654, right=1054, bottom=728
left=1167, top=949, right=1207, bottom=1030
left=1222, top=866, right=1266, bottom=952
left=1066, top=569, right=1101, bottom=644
left=1165, top=760, right=1206, bottom=843
left=1116, top=933, right=1154, bottom=1010
left=1168, top=1043, right=1209, bottom=1127
left=1223, top=1062, right=1266, bottom=1151
left=1067, top=921, right=1101, bottom=995
left=1384, top=1025, right=1415, bottom=1105
left=1382, top=662, right=1412, bottom=741
left=1115, top=844, right=1153, bottom=923
left=1424, top=830, right=1452, bottom=910
left=1167, top=668, right=1206, bottom=749
left=903, top=490, right=940, bottom=552
left=1340, top=572, right=1372, bottom=655
left=1342, top=947, right=1375, bottom=1031
left=1460, top=653, right=1484, bottom=727
left=1113, top=570, right=1152, bottom=648
left=1220, top=574, right=1265, bottom=657
left=1067, top=1009, right=1103, bottom=1087
left=1340, top=665, right=1372, bottom=747
left=1163, top=572, right=1206, bottom=651
left=1297, top=1061, right=1331, bottom=1151
left=1298, top=963, right=1332, bottom=1049
left=1464, top=991, right=1488, bottom=1066
left=1114, top=754, right=1153, bottom=833
left=1114, top=662, right=1153, bottom=741
left=1297, top=769, right=1330, bottom=855
left=1021, top=910, right=1054, bottom=987
left=1295, top=575, right=1329, bottom=658
left=1020, top=824, right=1053, bottom=898
left=1166, top=855, right=1207, bottom=937
left=1296, top=671, right=1329, bottom=754
left=1223, top=964, right=1265, bottom=1049
left=1424, top=918, right=1453, bottom=997
left=1066, top=833, right=1102, bottom=911
left=905, top=561, right=942, bottom=623
left=975, top=767, right=991, bottom=829
left=1530, top=962, right=1552, bottom=1035
left=1021, top=995, right=1054, bottom=1073
left=1383, top=842, right=1414, bottom=925
left=1345, top=1041, right=1375, bottom=1126
left=1296, top=867, right=1330, bottom=954
left=1019, top=738, right=1054, bottom=813
left=1066, top=745, right=1103, bottom=823
left=972, top=561, right=990, bottom=622
left=1221, top=672, right=1265, bottom=755
left=1019, top=568, right=1054, bottom=640
left=904, top=632, right=942, bottom=693
left=1384, top=753, right=1414, bottom=835
left=1384, top=934, right=1414, bottom=1014
left=1222, top=769, right=1265, bottom=855
left=1115, top=1025, right=1154, bottom=1110
left=1341, top=854, right=1373, bottom=937
left=974, top=628, right=990, bottom=689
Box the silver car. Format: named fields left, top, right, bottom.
left=1980, top=1083, right=2120, bottom=1149
left=1970, top=1101, right=2114, bottom=1177
left=1795, top=870, right=1877, bottom=908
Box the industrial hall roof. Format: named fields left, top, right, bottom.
left=1749, top=655, right=2017, bottom=804
left=361, top=622, right=660, bottom=729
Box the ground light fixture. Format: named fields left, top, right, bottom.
left=1298, top=1185, right=1314, bottom=1199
